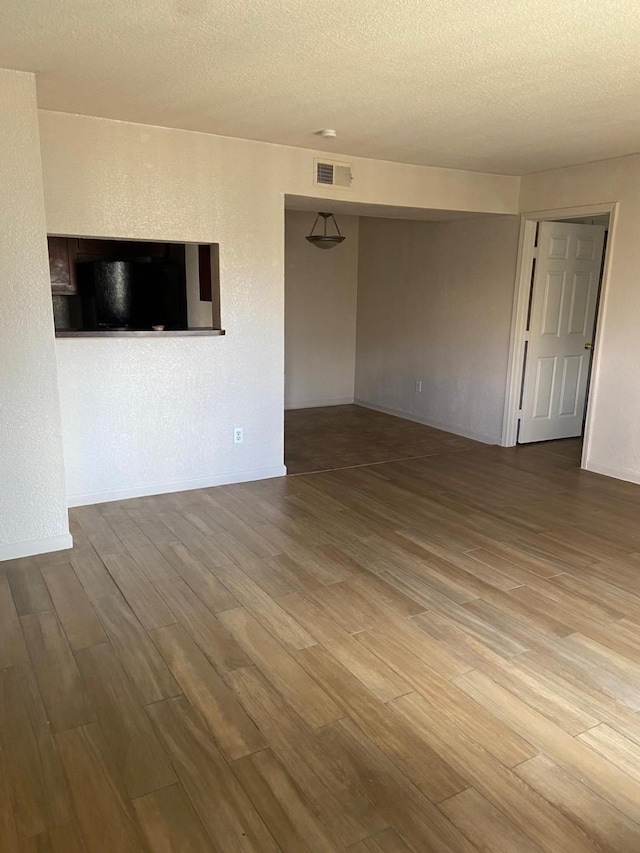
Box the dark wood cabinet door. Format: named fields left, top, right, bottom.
left=48, top=236, right=77, bottom=294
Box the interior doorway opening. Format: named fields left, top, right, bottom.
left=502, top=204, right=616, bottom=470
left=284, top=196, right=520, bottom=475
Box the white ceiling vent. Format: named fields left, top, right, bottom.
left=314, top=158, right=352, bottom=189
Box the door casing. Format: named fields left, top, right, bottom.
left=501, top=202, right=618, bottom=471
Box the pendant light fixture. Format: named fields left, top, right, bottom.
left=305, top=212, right=345, bottom=250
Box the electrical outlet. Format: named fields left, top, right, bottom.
left=415, top=380, right=423, bottom=393
left=233, top=427, right=244, bottom=444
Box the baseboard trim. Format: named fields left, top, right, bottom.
left=0, top=533, right=74, bottom=562
left=67, top=465, right=288, bottom=508
left=354, top=399, right=498, bottom=445
left=583, top=459, right=640, bottom=486
left=285, top=397, right=354, bottom=410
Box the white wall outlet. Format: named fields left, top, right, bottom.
left=233, top=427, right=244, bottom=444
left=415, top=380, right=423, bottom=393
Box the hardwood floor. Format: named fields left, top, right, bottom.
left=6, top=429, right=640, bottom=850
left=285, top=404, right=478, bottom=474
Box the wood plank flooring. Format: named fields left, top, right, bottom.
left=5, top=419, right=640, bottom=849
left=285, top=404, right=477, bottom=474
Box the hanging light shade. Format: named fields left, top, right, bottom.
left=305, top=212, right=345, bottom=249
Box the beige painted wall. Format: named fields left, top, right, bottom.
left=520, top=155, right=640, bottom=484
left=355, top=215, right=521, bottom=443
left=285, top=211, right=359, bottom=409
left=0, top=71, right=70, bottom=558
left=39, top=110, right=518, bottom=505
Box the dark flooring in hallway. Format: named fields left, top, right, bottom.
left=285, top=404, right=479, bottom=474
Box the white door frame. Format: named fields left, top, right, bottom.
left=501, top=202, right=618, bottom=467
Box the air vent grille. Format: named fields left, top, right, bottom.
left=314, top=159, right=352, bottom=189
left=316, top=162, right=334, bottom=185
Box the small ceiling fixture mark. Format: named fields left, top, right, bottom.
left=317, top=129, right=337, bottom=139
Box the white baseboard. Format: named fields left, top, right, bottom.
left=583, top=459, right=640, bottom=486
left=285, top=397, right=354, bottom=410
left=354, top=399, right=498, bottom=445
left=67, top=465, right=288, bottom=508
left=0, top=532, right=74, bottom=562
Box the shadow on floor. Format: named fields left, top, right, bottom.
left=285, top=405, right=480, bottom=475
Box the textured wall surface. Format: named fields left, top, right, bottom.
left=285, top=211, right=359, bottom=409
left=520, top=156, right=640, bottom=484
left=355, top=215, right=520, bottom=444
left=40, top=110, right=518, bottom=504
left=44, top=115, right=287, bottom=503
left=0, top=71, right=69, bottom=553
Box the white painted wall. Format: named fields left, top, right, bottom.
left=355, top=215, right=521, bottom=443
left=285, top=210, right=359, bottom=409
left=520, top=156, right=640, bottom=485
left=39, top=110, right=518, bottom=505
left=0, top=71, right=70, bottom=559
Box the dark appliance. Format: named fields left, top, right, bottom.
left=80, top=260, right=136, bottom=330
left=77, top=247, right=187, bottom=332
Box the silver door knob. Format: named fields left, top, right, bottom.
left=585, top=343, right=593, bottom=350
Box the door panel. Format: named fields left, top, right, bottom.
left=541, top=272, right=564, bottom=335
left=519, top=222, right=605, bottom=443
left=532, top=357, right=555, bottom=419
left=576, top=235, right=599, bottom=260
left=558, top=356, right=582, bottom=416
left=568, top=273, right=592, bottom=335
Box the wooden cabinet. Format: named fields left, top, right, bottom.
left=75, top=239, right=170, bottom=259
left=47, top=237, right=173, bottom=295
left=47, top=236, right=77, bottom=294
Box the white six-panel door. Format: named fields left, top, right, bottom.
left=519, top=221, right=605, bottom=443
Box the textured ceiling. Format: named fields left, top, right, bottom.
left=1, top=0, right=640, bottom=175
